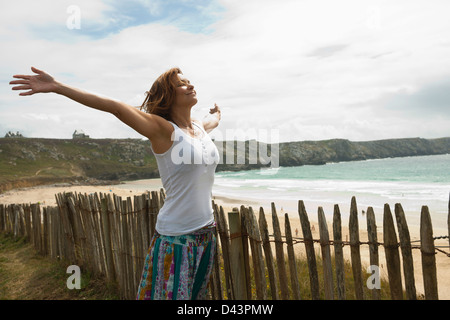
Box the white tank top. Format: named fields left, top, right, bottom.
left=151, top=121, right=219, bottom=236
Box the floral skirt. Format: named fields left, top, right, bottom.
left=136, top=222, right=217, bottom=300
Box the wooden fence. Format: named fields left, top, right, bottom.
left=0, top=190, right=449, bottom=300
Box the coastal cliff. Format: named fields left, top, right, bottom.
left=215, top=137, right=450, bottom=170
left=1, top=136, right=449, bottom=193
left=279, top=137, right=450, bottom=166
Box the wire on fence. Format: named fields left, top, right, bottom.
left=254, top=234, right=450, bottom=257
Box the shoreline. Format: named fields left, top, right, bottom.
left=0, top=179, right=449, bottom=299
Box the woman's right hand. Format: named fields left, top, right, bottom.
left=10, top=67, right=59, bottom=96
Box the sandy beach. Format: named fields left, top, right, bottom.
left=0, top=179, right=449, bottom=300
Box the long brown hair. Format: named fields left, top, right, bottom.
left=140, top=67, right=182, bottom=121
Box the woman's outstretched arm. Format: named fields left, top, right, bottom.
left=10, top=67, right=172, bottom=143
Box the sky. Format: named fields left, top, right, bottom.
left=1, top=0, right=449, bottom=143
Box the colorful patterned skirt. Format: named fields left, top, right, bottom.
left=136, top=222, right=217, bottom=300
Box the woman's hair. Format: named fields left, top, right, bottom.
left=140, top=67, right=182, bottom=121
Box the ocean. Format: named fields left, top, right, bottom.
left=212, top=154, right=450, bottom=234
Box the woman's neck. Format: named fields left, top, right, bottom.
left=170, top=108, right=193, bottom=129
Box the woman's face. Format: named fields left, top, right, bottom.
left=173, top=73, right=197, bottom=108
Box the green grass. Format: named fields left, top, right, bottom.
left=0, top=232, right=119, bottom=300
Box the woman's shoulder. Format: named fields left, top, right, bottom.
left=192, top=118, right=205, bottom=129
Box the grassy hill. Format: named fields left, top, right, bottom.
left=0, top=138, right=159, bottom=193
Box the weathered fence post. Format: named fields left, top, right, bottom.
left=149, top=191, right=160, bottom=241
left=383, top=203, right=403, bottom=300
left=333, top=204, right=346, bottom=300
left=285, top=213, right=301, bottom=300
left=12, top=205, right=18, bottom=238
left=240, top=206, right=252, bottom=299
left=247, top=206, right=267, bottom=300
left=42, top=206, right=49, bottom=256
left=271, top=203, right=289, bottom=299
left=81, top=193, right=101, bottom=275
left=13, top=205, right=25, bottom=239
left=420, top=206, right=438, bottom=300
left=92, top=193, right=106, bottom=275
left=349, top=197, right=364, bottom=300
left=24, top=204, right=31, bottom=242
left=131, top=196, right=142, bottom=293
left=101, top=197, right=115, bottom=284
left=112, top=194, right=127, bottom=298
left=123, top=198, right=135, bottom=300
left=49, top=206, right=60, bottom=260
left=366, top=206, right=380, bottom=300
left=298, top=200, right=320, bottom=300
left=138, top=194, right=149, bottom=252
left=55, top=193, right=76, bottom=261
left=259, top=207, right=279, bottom=300
left=318, top=207, right=334, bottom=300
left=30, top=203, right=42, bottom=254
left=0, top=204, right=4, bottom=232
left=136, top=195, right=146, bottom=251
left=67, top=194, right=88, bottom=266
left=394, top=203, right=417, bottom=300
left=211, top=202, right=223, bottom=300
left=216, top=205, right=233, bottom=300
left=228, top=207, right=248, bottom=300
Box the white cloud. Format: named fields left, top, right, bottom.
left=22, top=113, right=61, bottom=122
left=1, top=0, right=450, bottom=142
left=0, top=0, right=113, bottom=36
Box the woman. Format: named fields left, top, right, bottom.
left=10, top=67, right=221, bottom=300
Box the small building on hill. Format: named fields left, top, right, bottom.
left=73, top=130, right=90, bottom=139
left=4, top=131, right=24, bottom=138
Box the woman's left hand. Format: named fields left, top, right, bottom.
left=203, top=103, right=221, bottom=133
left=209, top=103, right=221, bottom=119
